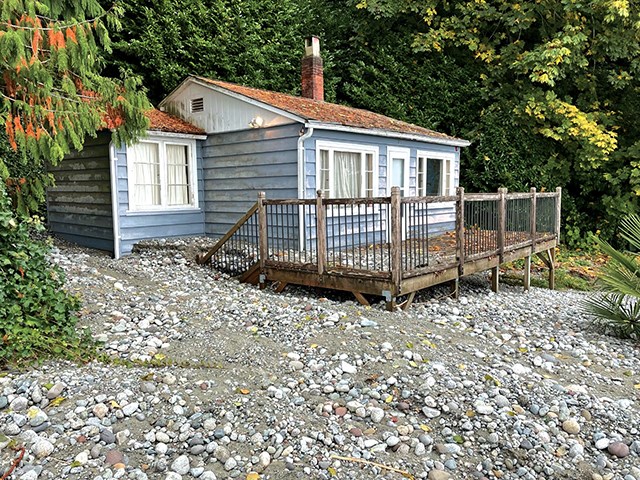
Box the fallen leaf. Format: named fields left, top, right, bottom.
left=328, top=466, right=337, bottom=476
left=238, top=388, right=250, bottom=395
left=49, top=396, right=66, bottom=407
left=246, top=473, right=260, bottom=480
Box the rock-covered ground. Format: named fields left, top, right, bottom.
left=1, top=237, right=639, bottom=480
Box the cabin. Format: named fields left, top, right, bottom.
left=47, top=37, right=470, bottom=259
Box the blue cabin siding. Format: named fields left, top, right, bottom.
left=202, top=123, right=299, bottom=238
left=300, top=129, right=460, bottom=248
left=47, top=132, right=114, bottom=253
left=114, top=140, right=206, bottom=257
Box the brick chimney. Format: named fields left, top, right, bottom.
left=301, top=36, right=324, bottom=101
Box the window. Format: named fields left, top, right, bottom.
left=127, top=138, right=197, bottom=210
left=190, top=97, right=204, bottom=113
left=316, top=142, right=378, bottom=198
left=417, top=153, right=454, bottom=196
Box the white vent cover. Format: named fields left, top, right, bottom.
left=190, top=97, right=204, bottom=113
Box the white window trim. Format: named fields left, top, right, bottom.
left=387, top=146, right=411, bottom=196
left=416, top=150, right=456, bottom=199
left=315, top=140, right=379, bottom=199
left=126, top=136, right=199, bottom=212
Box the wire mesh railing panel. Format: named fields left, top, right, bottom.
left=505, top=197, right=532, bottom=248
left=464, top=199, right=499, bottom=257
left=536, top=196, right=557, bottom=236
left=401, top=202, right=430, bottom=271
left=324, top=201, right=390, bottom=272
left=265, top=203, right=302, bottom=264
left=209, top=211, right=259, bottom=275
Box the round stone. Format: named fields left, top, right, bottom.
left=562, top=419, right=580, bottom=434
left=32, top=439, right=54, bottom=459
left=170, top=454, right=190, bottom=475
left=607, top=442, right=630, bottom=458
left=369, top=407, right=384, bottom=423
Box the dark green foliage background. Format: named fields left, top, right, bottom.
left=100, top=0, right=640, bottom=247
left=0, top=0, right=634, bottom=248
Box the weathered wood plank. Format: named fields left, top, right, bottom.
left=352, top=291, right=370, bottom=306
left=390, top=187, right=402, bottom=289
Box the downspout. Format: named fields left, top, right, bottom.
left=297, top=125, right=314, bottom=251
left=109, top=142, right=121, bottom=260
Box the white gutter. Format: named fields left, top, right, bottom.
left=109, top=142, right=121, bottom=260
left=146, top=130, right=207, bottom=140
left=297, top=125, right=314, bottom=251
left=306, top=121, right=471, bottom=147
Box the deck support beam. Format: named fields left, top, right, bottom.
left=491, top=266, right=500, bottom=293
left=352, top=291, right=370, bottom=306
left=523, top=255, right=531, bottom=291
left=449, top=279, right=459, bottom=299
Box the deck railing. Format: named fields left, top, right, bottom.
left=198, top=187, right=561, bottom=288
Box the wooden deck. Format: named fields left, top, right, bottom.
left=197, top=187, right=561, bottom=310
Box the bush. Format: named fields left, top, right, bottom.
left=583, top=214, right=640, bottom=339
left=0, top=183, right=85, bottom=366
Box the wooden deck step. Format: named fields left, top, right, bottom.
left=238, top=263, right=260, bottom=285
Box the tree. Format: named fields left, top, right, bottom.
left=0, top=0, right=150, bottom=174
left=0, top=0, right=149, bottom=365
left=106, top=0, right=313, bottom=104
left=357, top=0, right=640, bottom=245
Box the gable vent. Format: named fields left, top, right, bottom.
left=190, top=97, right=204, bottom=113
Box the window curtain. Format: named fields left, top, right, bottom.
left=334, top=151, right=361, bottom=198
left=131, top=142, right=160, bottom=206
left=167, top=145, right=189, bottom=205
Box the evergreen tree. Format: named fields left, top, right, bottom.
left=0, top=0, right=150, bottom=176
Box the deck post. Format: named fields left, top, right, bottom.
left=316, top=190, right=326, bottom=275
left=257, top=192, right=267, bottom=289
left=449, top=279, right=460, bottom=299
left=525, top=187, right=536, bottom=292
left=497, top=187, right=507, bottom=263
left=548, top=248, right=556, bottom=290
left=389, top=186, right=402, bottom=310
left=456, top=187, right=465, bottom=277
left=555, top=187, right=562, bottom=243
left=530, top=187, right=537, bottom=252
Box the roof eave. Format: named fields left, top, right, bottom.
left=306, top=121, right=471, bottom=147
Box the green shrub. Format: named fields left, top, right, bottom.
left=0, top=183, right=85, bottom=366
left=584, top=214, right=640, bottom=339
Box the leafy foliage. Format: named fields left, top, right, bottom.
left=584, top=215, right=640, bottom=338
left=356, top=0, right=640, bottom=247
left=106, top=0, right=313, bottom=103
left=0, top=183, right=87, bottom=365
left=0, top=0, right=150, bottom=172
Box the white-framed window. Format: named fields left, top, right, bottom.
left=316, top=141, right=378, bottom=198
left=127, top=137, right=198, bottom=211
left=417, top=151, right=455, bottom=196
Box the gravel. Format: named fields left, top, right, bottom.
left=1, top=236, right=639, bottom=480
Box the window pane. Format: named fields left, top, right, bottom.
left=319, top=149, right=330, bottom=195
left=167, top=144, right=190, bottom=205
left=417, top=157, right=425, bottom=196
left=131, top=143, right=160, bottom=207
left=426, top=158, right=442, bottom=195
left=444, top=159, right=452, bottom=196
left=365, top=153, right=374, bottom=197
left=391, top=157, right=405, bottom=190
left=334, top=151, right=361, bottom=198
